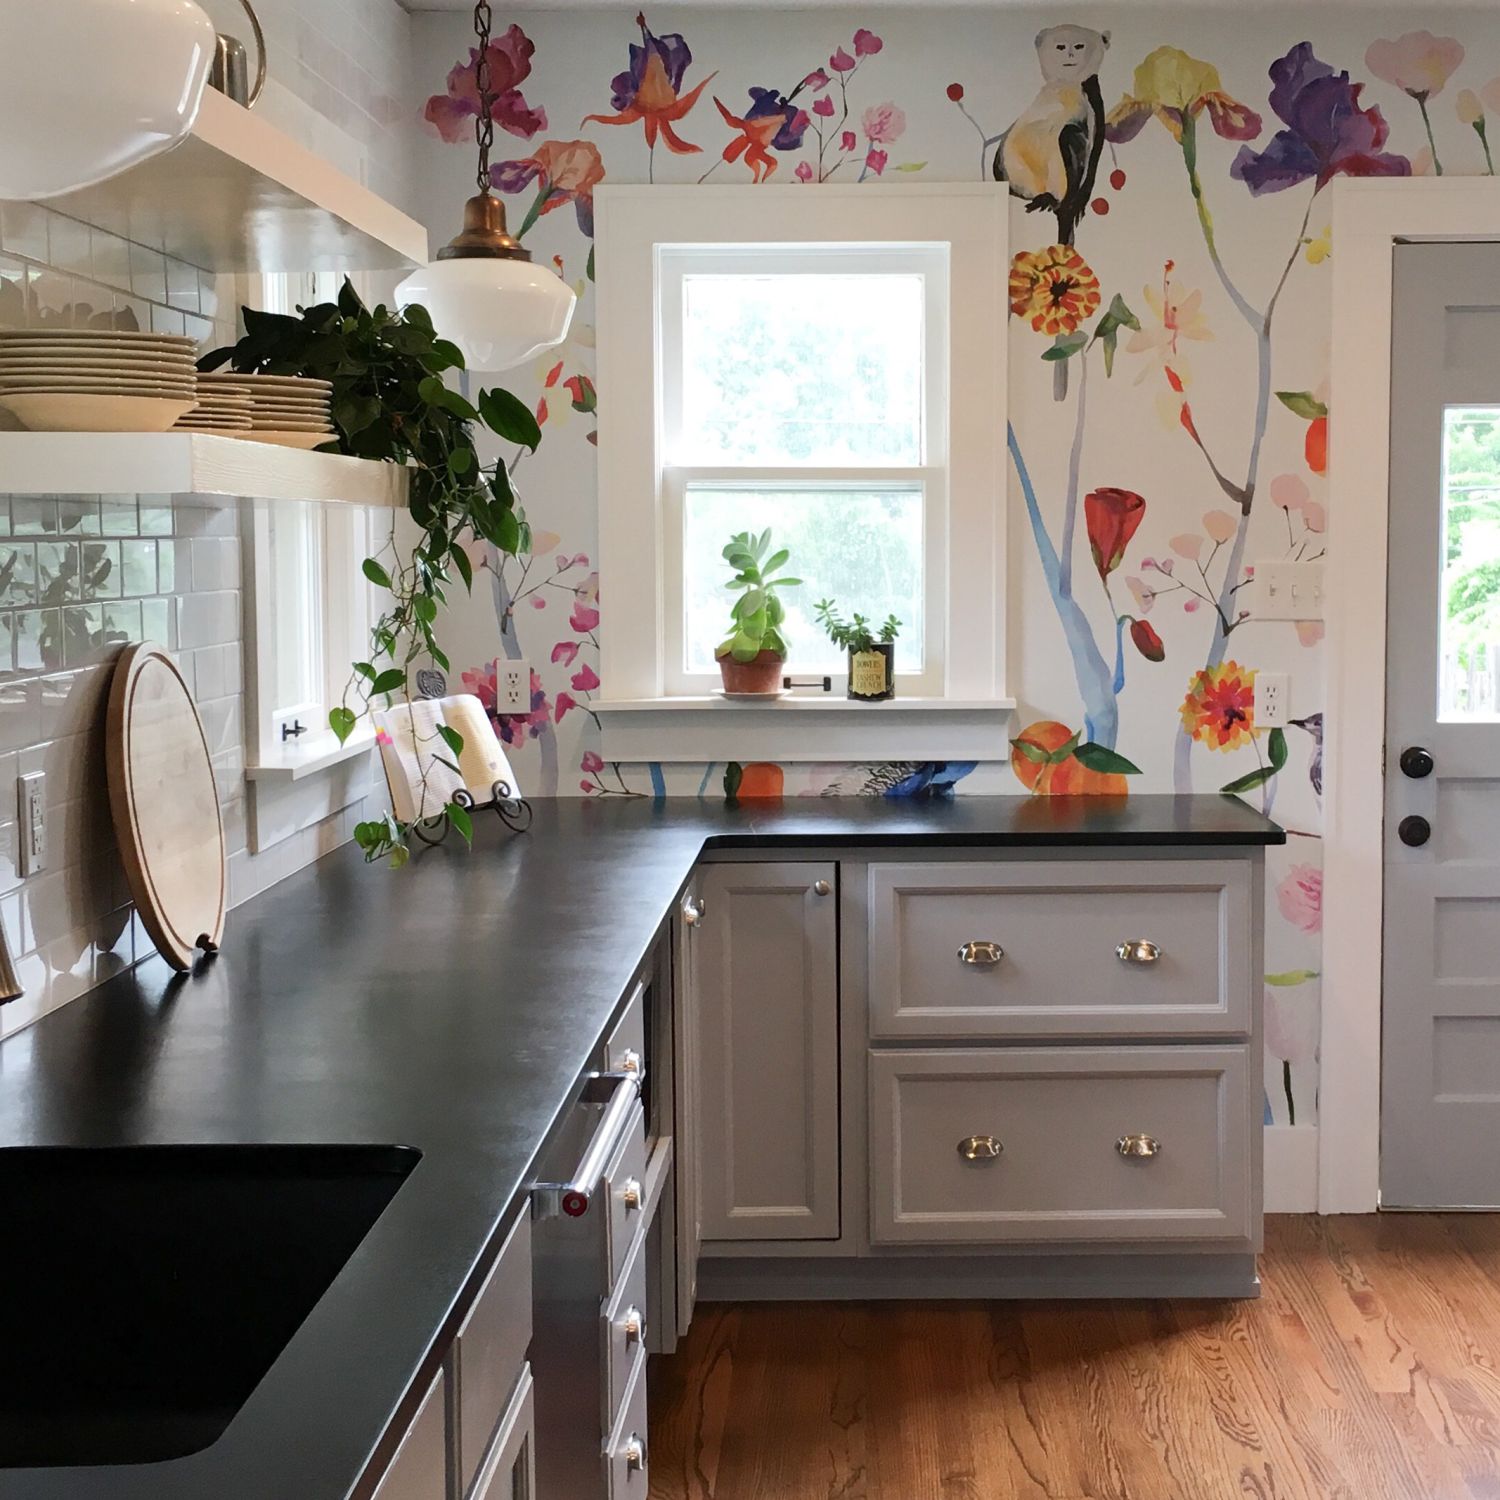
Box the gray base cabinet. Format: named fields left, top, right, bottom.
left=690, top=846, right=1265, bottom=1298
left=696, top=863, right=840, bottom=1243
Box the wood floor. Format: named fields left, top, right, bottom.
left=647, top=1215, right=1500, bottom=1500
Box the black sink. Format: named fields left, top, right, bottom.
left=0, top=1144, right=419, bottom=1468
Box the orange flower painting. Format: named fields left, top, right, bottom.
left=1008, top=246, right=1102, bottom=337
left=1180, top=661, right=1257, bottom=751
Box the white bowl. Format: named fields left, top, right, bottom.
left=0, top=392, right=195, bottom=432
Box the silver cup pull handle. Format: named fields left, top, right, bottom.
left=1116, top=939, right=1162, bottom=966
left=958, top=940, right=1004, bottom=967
left=957, top=1134, right=1003, bottom=1161
left=1117, top=1133, right=1162, bottom=1159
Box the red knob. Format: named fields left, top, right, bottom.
left=562, top=1190, right=589, bottom=1218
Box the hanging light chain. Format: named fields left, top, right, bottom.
left=472, top=0, right=495, bottom=194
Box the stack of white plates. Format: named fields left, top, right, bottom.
left=201, top=372, right=336, bottom=450
left=175, top=379, right=253, bottom=433
left=0, top=329, right=198, bottom=432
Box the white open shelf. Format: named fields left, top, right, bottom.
left=0, top=432, right=407, bottom=509
left=24, top=90, right=427, bottom=274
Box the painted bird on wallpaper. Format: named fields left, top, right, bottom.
left=994, top=25, right=1110, bottom=398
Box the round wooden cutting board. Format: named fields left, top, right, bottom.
left=106, top=642, right=226, bottom=971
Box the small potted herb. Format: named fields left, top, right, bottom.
left=815, top=600, right=900, bottom=701
left=716, top=530, right=801, bottom=696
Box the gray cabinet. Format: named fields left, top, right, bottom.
left=697, top=862, right=840, bottom=1242
left=370, top=1368, right=448, bottom=1500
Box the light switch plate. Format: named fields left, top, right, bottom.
left=498, top=659, right=529, bottom=713
left=1257, top=672, right=1290, bottom=728
left=1256, top=561, right=1325, bottom=621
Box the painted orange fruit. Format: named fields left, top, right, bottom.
left=735, top=762, right=785, bottom=799
left=1009, top=720, right=1129, bottom=797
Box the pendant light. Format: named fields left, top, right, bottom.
left=397, top=0, right=576, bottom=373
left=0, top=0, right=216, bottom=201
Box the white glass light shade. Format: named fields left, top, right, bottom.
left=397, top=257, right=577, bottom=373
left=0, top=0, right=215, bottom=201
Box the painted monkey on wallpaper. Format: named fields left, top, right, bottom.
left=993, top=25, right=1110, bottom=244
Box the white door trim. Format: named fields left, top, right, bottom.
left=1322, top=177, right=1500, bottom=1214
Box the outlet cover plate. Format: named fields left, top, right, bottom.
left=1257, top=672, right=1290, bottom=729
left=18, top=770, right=44, bottom=876
left=498, top=659, right=529, bottom=714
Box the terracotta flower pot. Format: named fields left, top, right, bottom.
left=717, top=650, right=785, bottom=695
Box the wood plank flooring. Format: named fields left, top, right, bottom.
left=647, top=1215, right=1500, bottom=1500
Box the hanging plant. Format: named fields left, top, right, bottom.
left=201, top=279, right=541, bottom=866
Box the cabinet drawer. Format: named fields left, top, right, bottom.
left=603, top=979, right=647, bottom=1083
left=605, top=1349, right=650, bottom=1499
left=470, top=1365, right=536, bottom=1500
left=868, top=860, right=1253, bottom=1040
left=455, top=1207, right=532, bottom=1493
left=372, top=1366, right=447, bottom=1500
left=869, top=1046, right=1251, bottom=1245
left=604, top=1102, right=648, bottom=1290
left=601, top=1222, right=649, bottom=1430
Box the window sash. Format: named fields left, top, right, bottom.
left=662, top=464, right=946, bottom=697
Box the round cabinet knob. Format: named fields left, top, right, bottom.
left=624, top=1435, right=647, bottom=1474
left=1398, top=815, right=1431, bottom=848
left=1117, top=1134, right=1161, bottom=1159
left=621, top=1178, right=642, bottom=1212
left=1399, top=746, right=1435, bottom=779
left=1116, top=939, right=1162, bottom=966
left=622, top=1306, right=645, bottom=1347
left=813, top=879, right=832, bottom=896
left=619, top=1048, right=642, bottom=1077
left=957, top=1134, right=1003, bottom=1161
left=682, top=897, right=704, bottom=927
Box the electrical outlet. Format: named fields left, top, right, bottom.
left=1256, top=561, right=1325, bottom=621
left=17, top=771, right=44, bottom=876
left=498, top=659, right=530, bottom=713
left=1257, top=672, right=1290, bottom=729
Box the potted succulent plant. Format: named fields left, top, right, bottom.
left=716, top=530, right=801, bottom=696
left=814, top=600, right=901, bottom=701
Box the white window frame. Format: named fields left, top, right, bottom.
left=594, top=184, right=1013, bottom=763
left=659, top=243, right=947, bottom=696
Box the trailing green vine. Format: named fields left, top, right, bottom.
left=202, top=279, right=540, bottom=867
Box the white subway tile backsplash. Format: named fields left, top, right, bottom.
left=176, top=590, right=239, bottom=651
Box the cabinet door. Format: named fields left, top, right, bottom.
left=371, top=1367, right=448, bottom=1500
left=697, top=862, right=840, bottom=1241
left=672, top=878, right=704, bottom=1329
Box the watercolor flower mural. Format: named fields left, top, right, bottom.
left=1457, top=88, right=1495, bottom=174
left=1276, top=863, right=1323, bottom=933
left=1233, top=43, right=1412, bottom=193
left=490, top=139, right=605, bottom=236
left=1265, top=969, right=1321, bottom=1124
left=814, top=762, right=978, bottom=798
left=1365, top=30, right=1464, bottom=173
left=1085, top=487, right=1146, bottom=582
left=1009, top=245, right=1101, bottom=337
left=711, top=95, right=789, bottom=182
left=792, top=28, right=902, bottom=181
left=1106, top=47, right=1262, bottom=146
left=425, top=23, right=546, bottom=144
left=1180, top=661, right=1257, bottom=752
left=584, top=13, right=715, bottom=178
left=1127, top=261, right=1213, bottom=399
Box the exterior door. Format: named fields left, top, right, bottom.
left=1382, top=242, right=1500, bottom=1207
left=696, top=862, right=840, bottom=1241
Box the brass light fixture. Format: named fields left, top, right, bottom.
left=396, top=0, right=576, bottom=372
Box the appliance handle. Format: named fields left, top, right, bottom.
left=530, top=1071, right=640, bottom=1219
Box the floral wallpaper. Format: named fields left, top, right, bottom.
left=409, top=8, right=1500, bottom=1126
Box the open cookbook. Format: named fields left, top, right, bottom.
left=372, top=693, right=520, bottom=824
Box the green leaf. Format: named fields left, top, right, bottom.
left=354, top=660, right=376, bottom=681
left=1043, top=332, right=1088, bottom=363
left=479, top=387, right=543, bottom=450
left=1009, top=736, right=1051, bottom=765
left=1265, top=969, right=1321, bottom=987
left=1073, top=743, right=1143, bottom=776
left=448, top=447, right=473, bottom=476
left=894, top=161, right=927, bottom=172
left=452, top=545, right=473, bottom=592
left=362, top=557, right=393, bottom=589
left=437, top=724, right=465, bottom=760
left=329, top=706, right=357, bottom=744
left=447, top=802, right=474, bottom=847
left=1045, top=730, right=1082, bottom=764
left=723, top=761, right=743, bottom=799
left=1267, top=726, right=1289, bottom=771
left=389, top=844, right=410, bottom=870
left=370, top=668, right=406, bottom=695
left=1220, top=765, right=1276, bottom=795
left=413, top=594, right=437, bottom=625
left=1276, top=390, right=1328, bottom=421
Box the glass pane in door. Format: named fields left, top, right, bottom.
left=1440, top=406, right=1500, bottom=720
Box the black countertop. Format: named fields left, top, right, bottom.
left=0, top=794, right=1281, bottom=1500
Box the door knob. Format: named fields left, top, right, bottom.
left=1398, top=815, right=1431, bottom=847
left=1399, top=746, right=1434, bottom=779
left=813, top=879, right=832, bottom=896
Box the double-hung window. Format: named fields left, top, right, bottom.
left=595, top=185, right=1010, bottom=761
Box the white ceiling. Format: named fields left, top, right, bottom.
left=402, top=0, right=1498, bottom=9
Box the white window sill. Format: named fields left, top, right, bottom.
left=244, top=727, right=377, bottom=784
left=595, top=696, right=1016, bottom=763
